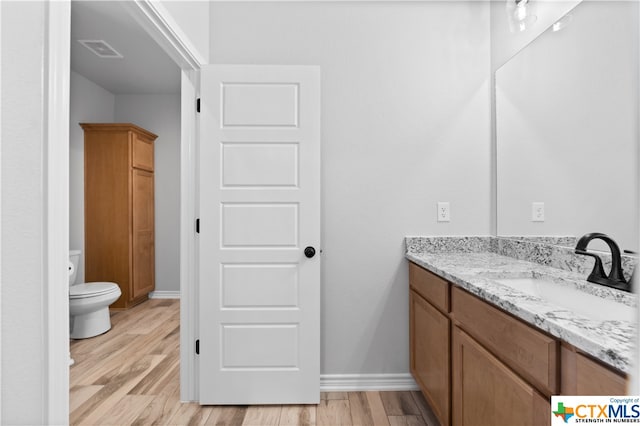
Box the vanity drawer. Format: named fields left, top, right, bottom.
left=409, top=262, right=449, bottom=313
left=452, top=286, right=558, bottom=395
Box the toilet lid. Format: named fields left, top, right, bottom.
left=70, top=282, right=120, bottom=299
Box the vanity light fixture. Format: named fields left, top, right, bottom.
left=552, top=14, right=573, bottom=32
left=515, top=0, right=529, bottom=20
left=506, top=0, right=538, bottom=33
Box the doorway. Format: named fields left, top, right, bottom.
left=61, top=0, right=201, bottom=419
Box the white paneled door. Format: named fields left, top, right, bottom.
left=199, top=65, right=321, bottom=404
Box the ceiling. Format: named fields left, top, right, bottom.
left=71, top=1, right=180, bottom=94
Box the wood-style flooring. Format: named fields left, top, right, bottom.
left=70, top=299, right=439, bottom=426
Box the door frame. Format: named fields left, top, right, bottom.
left=123, top=1, right=203, bottom=402
left=45, top=2, right=71, bottom=423
left=46, top=1, right=203, bottom=422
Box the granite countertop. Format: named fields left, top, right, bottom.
left=405, top=237, right=637, bottom=373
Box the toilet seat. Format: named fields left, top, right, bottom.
left=70, top=282, right=119, bottom=299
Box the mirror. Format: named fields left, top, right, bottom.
left=496, top=1, right=639, bottom=250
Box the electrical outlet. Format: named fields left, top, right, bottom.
left=532, top=202, right=545, bottom=222
left=437, top=202, right=450, bottom=222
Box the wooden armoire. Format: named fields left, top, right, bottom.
left=81, top=123, right=157, bottom=310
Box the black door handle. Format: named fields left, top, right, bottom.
left=304, top=246, right=316, bottom=258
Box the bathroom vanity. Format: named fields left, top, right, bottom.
left=406, top=237, right=633, bottom=426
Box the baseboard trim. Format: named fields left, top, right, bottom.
left=320, top=373, right=419, bottom=392
left=149, top=291, right=181, bottom=299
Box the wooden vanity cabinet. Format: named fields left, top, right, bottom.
left=82, top=123, right=158, bottom=310
left=409, top=261, right=626, bottom=426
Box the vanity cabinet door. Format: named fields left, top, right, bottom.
left=132, top=132, right=154, bottom=172
left=411, top=290, right=450, bottom=426
left=452, top=326, right=550, bottom=426
left=561, top=344, right=627, bottom=395
left=132, top=169, right=155, bottom=300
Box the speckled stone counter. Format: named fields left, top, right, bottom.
left=405, top=236, right=637, bottom=373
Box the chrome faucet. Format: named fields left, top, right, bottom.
left=574, top=232, right=631, bottom=292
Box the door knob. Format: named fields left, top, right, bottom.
left=304, top=246, right=316, bottom=258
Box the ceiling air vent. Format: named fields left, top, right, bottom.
left=78, top=40, right=123, bottom=58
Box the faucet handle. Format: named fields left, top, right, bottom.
left=628, top=267, right=636, bottom=289
left=575, top=249, right=608, bottom=284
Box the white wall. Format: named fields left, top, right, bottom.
left=114, top=94, right=181, bottom=293
left=69, top=71, right=115, bottom=282
left=1, top=3, right=3, bottom=421
left=160, top=1, right=210, bottom=63
left=1, top=2, right=47, bottom=423
left=210, top=1, right=492, bottom=375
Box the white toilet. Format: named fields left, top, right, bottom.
left=69, top=250, right=121, bottom=339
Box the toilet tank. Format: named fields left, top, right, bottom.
left=69, top=250, right=81, bottom=285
